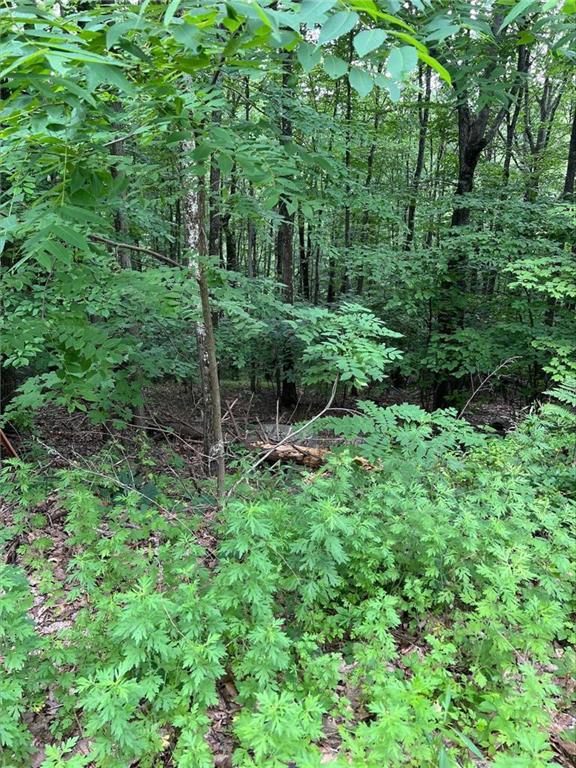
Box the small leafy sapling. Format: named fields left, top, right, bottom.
left=290, top=302, right=403, bottom=389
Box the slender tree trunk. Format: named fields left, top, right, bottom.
left=208, top=152, right=222, bottom=259
left=524, top=76, right=563, bottom=203
left=326, top=81, right=341, bottom=304
left=274, top=54, right=298, bottom=407
left=404, top=64, right=431, bottom=250
left=313, top=238, right=321, bottom=305
left=563, top=103, right=576, bottom=200
left=109, top=103, right=146, bottom=428
left=340, top=35, right=354, bottom=294
left=299, top=209, right=309, bottom=300
left=357, top=84, right=383, bottom=293
left=182, top=139, right=225, bottom=495
left=223, top=168, right=238, bottom=271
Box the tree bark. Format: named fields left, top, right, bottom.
left=404, top=64, right=431, bottom=250
left=433, top=45, right=527, bottom=409
left=339, top=34, right=354, bottom=294
left=563, top=103, right=576, bottom=200
left=109, top=102, right=146, bottom=428
left=299, top=210, right=309, bottom=300
left=276, top=54, right=298, bottom=407
left=524, top=76, right=563, bottom=203
left=182, top=139, right=225, bottom=494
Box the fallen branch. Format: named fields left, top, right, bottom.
left=246, top=441, right=374, bottom=471
left=249, top=442, right=328, bottom=468
left=226, top=378, right=339, bottom=496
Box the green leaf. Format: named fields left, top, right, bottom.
left=297, top=0, right=338, bottom=26
left=323, top=55, right=348, bottom=79
left=563, top=0, right=576, bottom=12
left=349, top=66, right=373, bottom=97
left=449, top=729, right=485, bottom=760
left=498, top=0, right=538, bottom=31
left=33, top=250, right=52, bottom=270
left=296, top=41, right=322, bottom=73
left=425, top=21, right=460, bottom=42
left=164, top=0, right=181, bottom=25
left=43, top=239, right=72, bottom=264
left=106, top=20, right=139, bottom=49
left=0, top=49, right=46, bottom=80
left=52, top=76, right=96, bottom=106
left=59, top=205, right=107, bottom=227
left=375, top=73, right=401, bottom=101
left=388, top=31, right=427, bottom=53
left=86, top=64, right=134, bottom=94
left=349, top=0, right=379, bottom=12
left=417, top=51, right=451, bottom=84
left=438, top=746, right=450, bottom=768
left=218, top=154, right=234, bottom=175
left=318, top=11, right=359, bottom=44
left=369, top=10, right=415, bottom=32
left=52, top=225, right=90, bottom=252
left=353, top=28, right=388, bottom=57
left=387, top=45, right=418, bottom=80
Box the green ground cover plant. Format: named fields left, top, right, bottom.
left=1, top=404, right=574, bottom=767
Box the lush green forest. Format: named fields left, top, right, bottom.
left=1, top=1, right=576, bottom=766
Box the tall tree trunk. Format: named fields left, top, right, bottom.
left=432, top=40, right=526, bottom=410
left=340, top=34, right=354, bottom=294
left=404, top=64, right=431, bottom=250
left=110, top=103, right=146, bottom=428
left=524, top=76, right=563, bottom=203
left=182, top=139, right=225, bottom=495
left=326, top=81, right=341, bottom=304
left=299, top=209, right=309, bottom=300
left=502, top=47, right=529, bottom=185
left=208, top=153, right=222, bottom=259
left=275, top=54, right=298, bottom=407
left=357, top=75, right=384, bottom=294
left=563, top=103, right=576, bottom=200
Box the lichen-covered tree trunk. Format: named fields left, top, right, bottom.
left=182, top=139, right=225, bottom=495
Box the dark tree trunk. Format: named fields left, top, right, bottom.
left=433, top=96, right=510, bottom=409
left=404, top=64, right=431, bottom=250
left=326, top=81, right=340, bottom=305
left=109, top=103, right=147, bottom=427
left=340, top=34, right=354, bottom=295
left=223, top=170, right=237, bottom=271
left=276, top=54, right=297, bottom=407
left=524, top=76, right=563, bottom=203
left=299, top=211, right=309, bottom=300
left=208, top=156, right=222, bottom=258
left=563, top=104, right=576, bottom=200
left=502, top=48, right=528, bottom=186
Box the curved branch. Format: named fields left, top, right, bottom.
left=89, top=235, right=181, bottom=268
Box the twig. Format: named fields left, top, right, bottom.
left=89, top=235, right=181, bottom=268
left=226, top=377, right=339, bottom=497
left=458, top=357, right=520, bottom=418
left=0, top=428, right=18, bottom=460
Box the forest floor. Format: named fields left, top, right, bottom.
left=9, top=380, right=522, bottom=471
left=6, top=383, right=572, bottom=767
left=6, top=485, right=574, bottom=768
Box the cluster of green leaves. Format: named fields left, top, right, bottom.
left=2, top=403, right=575, bottom=766
left=291, top=302, right=402, bottom=387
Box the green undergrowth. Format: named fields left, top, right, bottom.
left=1, top=404, right=575, bottom=767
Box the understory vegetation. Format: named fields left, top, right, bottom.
left=2, top=404, right=576, bottom=767
left=1, top=0, right=576, bottom=765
